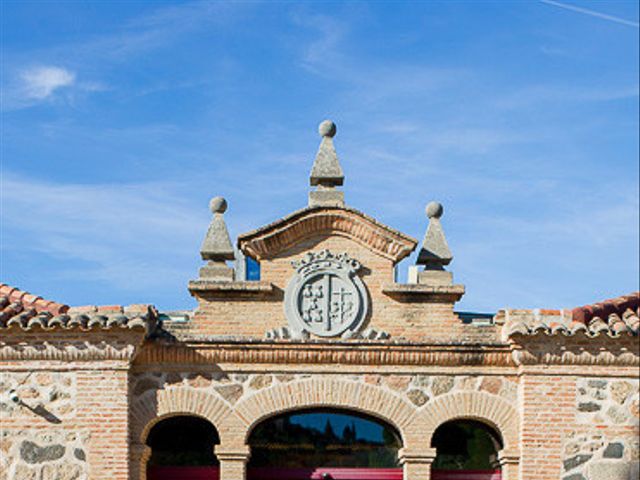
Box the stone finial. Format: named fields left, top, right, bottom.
left=416, top=201, right=453, bottom=285
left=309, top=120, right=345, bottom=207
left=198, top=196, right=235, bottom=281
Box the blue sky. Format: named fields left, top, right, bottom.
left=1, top=1, right=638, bottom=312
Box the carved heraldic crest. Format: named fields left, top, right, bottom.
left=284, top=250, right=369, bottom=338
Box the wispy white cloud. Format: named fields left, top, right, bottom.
left=294, top=13, right=348, bottom=74
left=452, top=190, right=639, bottom=309
left=293, top=9, right=638, bottom=113
left=495, top=84, right=639, bottom=110
left=2, top=65, right=106, bottom=110
left=1, top=174, right=207, bottom=296
left=291, top=11, right=467, bottom=105
left=20, top=66, right=75, bottom=100
left=541, top=0, right=640, bottom=28
left=2, top=1, right=250, bottom=111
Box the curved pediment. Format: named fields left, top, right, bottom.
left=238, top=206, right=417, bottom=263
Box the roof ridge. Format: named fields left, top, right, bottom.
left=68, top=304, right=156, bottom=314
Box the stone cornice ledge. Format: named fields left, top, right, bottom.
left=381, top=283, right=465, bottom=301
left=188, top=280, right=274, bottom=296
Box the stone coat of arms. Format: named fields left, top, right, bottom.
left=284, top=250, right=369, bottom=339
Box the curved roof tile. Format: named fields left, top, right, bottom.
left=503, top=292, right=639, bottom=339
left=0, top=284, right=157, bottom=334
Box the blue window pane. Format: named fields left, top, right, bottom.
left=246, top=257, right=261, bottom=281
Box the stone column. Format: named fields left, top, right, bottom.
left=498, top=449, right=520, bottom=480
left=216, top=446, right=251, bottom=480
left=129, top=443, right=151, bottom=480
left=399, top=447, right=437, bottom=480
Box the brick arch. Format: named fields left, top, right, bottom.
left=418, top=391, right=520, bottom=451
left=233, top=377, right=419, bottom=447
left=130, top=387, right=243, bottom=445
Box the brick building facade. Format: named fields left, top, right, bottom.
left=1, top=121, right=638, bottom=480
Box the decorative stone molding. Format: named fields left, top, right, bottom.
left=398, top=446, right=437, bottom=464
left=264, top=326, right=292, bottom=339
left=233, top=377, right=418, bottom=447
left=196, top=196, right=235, bottom=281
left=188, top=280, right=274, bottom=297
left=511, top=335, right=640, bottom=367
left=237, top=206, right=417, bottom=263
left=134, top=341, right=515, bottom=367
left=0, top=330, right=145, bottom=362
left=217, top=446, right=251, bottom=480
left=419, top=390, right=520, bottom=451
left=398, top=446, right=438, bottom=480
left=266, top=327, right=389, bottom=340
left=381, top=283, right=465, bottom=302
left=215, top=445, right=251, bottom=461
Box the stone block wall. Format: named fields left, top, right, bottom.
left=0, top=429, right=89, bottom=480
left=1, top=365, right=131, bottom=480
left=521, top=371, right=639, bottom=480
left=1, top=372, right=76, bottom=420
left=130, top=370, right=519, bottom=414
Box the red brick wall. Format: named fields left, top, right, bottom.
left=191, top=234, right=500, bottom=343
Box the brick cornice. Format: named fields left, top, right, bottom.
left=237, top=206, right=417, bottom=263
left=510, top=335, right=639, bottom=366
left=134, top=341, right=515, bottom=367
left=0, top=330, right=147, bottom=362
left=131, top=339, right=639, bottom=368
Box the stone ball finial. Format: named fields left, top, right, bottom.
left=426, top=201, right=443, bottom=219
left=209, top=196, right=227, bottom=214
left=318, top=120, right=337, bottom=138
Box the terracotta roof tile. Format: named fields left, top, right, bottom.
left=0, top=283, right=68, bottom=315
left=502, top=292, right=639, bottom=339
left=0, top=283, right=157, bottom=334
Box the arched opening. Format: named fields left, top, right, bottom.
left=146, top=415, right=220, bottom=480
left=248, top=408, right=403, bottom=479
left=431, top=420, right=503, bottom=480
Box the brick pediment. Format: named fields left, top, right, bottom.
left=238, top=206, right=417, bottom=263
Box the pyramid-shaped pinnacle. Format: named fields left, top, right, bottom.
left=200, top=196, right=235, bottom=261
left=417, top=201, right=453, bottom=267
left=310, top=120, right=344, bottom=187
